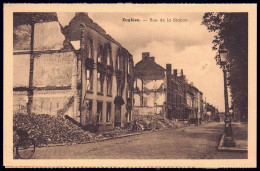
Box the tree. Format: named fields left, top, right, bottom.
left=202, top=13, right=248, bottom=122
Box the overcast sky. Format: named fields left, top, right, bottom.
left=57, top=12, right=229, bottom=112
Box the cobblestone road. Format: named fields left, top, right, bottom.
left=33, top=122, right=247, bottom=159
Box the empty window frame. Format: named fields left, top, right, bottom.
left=106, top=47, right=112, bottom=66
left=117, top=78, right=124, bottom=97
left=97, top=101, right=103, bottom=123
left=97, top=71, right=104, bottom=93
left=107, top=74, right=112, bottom=95
left=97, top=44, right=103, bottom=63
left=86, top=38, right=93, bottom=59
left=106, top=102, right=111, bottom=122
left=85, top=99, right=92, bottom=123
left=86, top=69, right=93, bottom=91
left=116, top=55, right=120, bottom=70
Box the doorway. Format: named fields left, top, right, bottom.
left=114, top=104, right=121, bottom=127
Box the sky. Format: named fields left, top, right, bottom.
left=57, top=12, right=230, bottom=112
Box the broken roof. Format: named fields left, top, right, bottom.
left=63, top=13, right=121, bottom=46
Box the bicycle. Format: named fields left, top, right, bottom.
left=13, top=126, right=36, bottom=159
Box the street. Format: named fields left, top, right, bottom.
left=32, top=122, right=247, bottom=159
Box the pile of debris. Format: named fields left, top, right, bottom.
left=13, top=113, right=136, bottom=147
left=13, top=113, right=102, bottom=146
left=13, top=113, right=183, bottom=147
left=129, top=114, right=182, bottom=132
left=101, top=127, right=129, bottom=138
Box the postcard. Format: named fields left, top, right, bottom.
left=3, top=3, right=257, bottom=168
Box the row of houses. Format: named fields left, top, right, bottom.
left=132, top=52, right=219, bottom=124
left=13, top=12, right=218, bottom=132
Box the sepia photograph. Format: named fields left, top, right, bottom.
left=3, top=3, right=257, bottom=168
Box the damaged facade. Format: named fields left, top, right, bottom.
left=13, top=13, right=78, bottom=119
left=133, top=52, right=166, bottom=116
left=13, top=12, right=134, bottom=132
left=133, top=52, right=207, bottom=124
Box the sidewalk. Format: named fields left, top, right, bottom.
left=218, top=122, right=248, bottom=152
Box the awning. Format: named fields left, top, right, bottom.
left=114, top=96, right=125, bottom=105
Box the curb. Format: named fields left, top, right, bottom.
left=217, top=133, right=247, bottom=152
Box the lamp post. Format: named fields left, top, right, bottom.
left=219, top=45, right=235, bottom=147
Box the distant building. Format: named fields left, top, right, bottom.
left=218, top=112, right=225, bottom=122
left=133, top=52, right=203, bottom=123
left=198, top=91, right=203, bottom=123
left=206, top=103, right=217, bottom=121
left=133, top=52, right=166, bottom=116
left=185, top=83, right=203, bottom=124
left=165, top=64, right=186, bottom=120
left=202, top=100, right=208, bottom=121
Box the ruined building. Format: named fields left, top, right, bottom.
left=133, top=52, right=204, bottom=123
left=133, top=52, right=166, bottom=116
left=133, top=52, right=187, bottom=119
left=13, top=12, right=78, bottom=118
left=13, top=12, right=134, bottom=132
left=63, top=13, right=134, bottom=130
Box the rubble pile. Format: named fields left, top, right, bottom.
left=13, top=113, right=98, bottom=146
left=130, top=114, right=182, bottom=131
left=102, top=127, right=129, bottom=138
left=13, top=113, right=134, bottom=146
left=13, top=113, right=183, bottom=147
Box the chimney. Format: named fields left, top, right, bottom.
left=181, top=69, right=183, bottom=78
left=150, top=56, right=155, bottom=62
left=173, top=69, right=177, bottom=76
left=142, top=52, right=150, bottom=60
left=166, top=64, right=172, bottom=74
